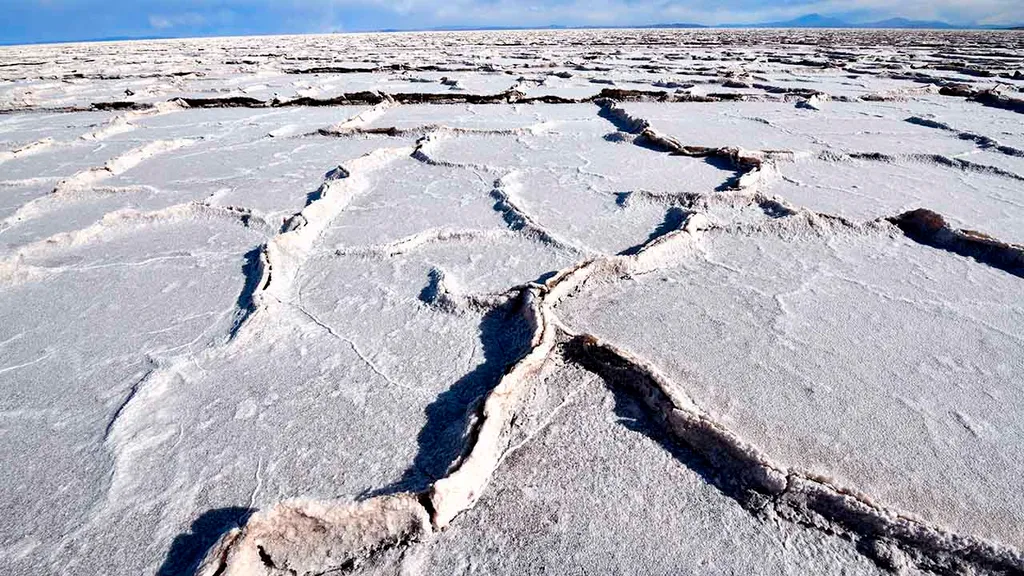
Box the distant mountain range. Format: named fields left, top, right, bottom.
left=716, top=13, right=999, bottom=29
left=422, top=14, right=1021, bottom=32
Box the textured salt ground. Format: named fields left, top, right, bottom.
left=324, top=232, right=578, bottom=297
left=109, top=134, right=412, bottom=219
left=122, top=107, right=364, bottom=143
left=0, top=109, right=398, bottom=250
left=916, top=104, right=1024, bottom=151
left=60, top=310, right=445, bottom=576
left=0, top=111, right=116, bottom=147
left=422, top=363, right=904, bottom=576
left=516, top=74, right=671, bottom=100
left=421, top=117, right=728, bottom=179
left=557, top=227, right=1024, bottom=549
left=622, top=100, right=992, bottom=156
left=759, top=74, right=917, bottom=100
left=223, top=70, right=515, bottom=102
left=322, top=158, right=503, bottom=248
left=492, top=167, right=719, bottom=255
left=1, top=30, right=1020, bottom=112
left=361, top=103, right=600, bottom=132
left=315, top=132, right=707, bottom=260
left=0, top=217, right=262, bottom=576
left=767, top=156, right=1024, bottom=244
left=417, top=120, right=736, bottom=255
left=0, top=78, right=148, bottom=110
left=174, top=74, right=307, bottom=103
left=377, top=72, right=516, bottom=96
left=0, top=138, right=145, bottom=181
left=622, top=101, right=823, bottom=151
left=0, top=181, right=51, bottom=222
left=0, top=191, right=218, bottom=251
left=54, top=234, right=573, bottom=576
left=962, top=150, right=1024, bottom=177
left=0, top=69, right=514, bottom=111
left=105, top=106, right=381, bottom=147
left=0, top=29, right=1021, bottom=576
left=746, top=71, right=928, bottom=100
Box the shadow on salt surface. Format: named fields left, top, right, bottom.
left=768, top=155, right=1024, bottom=244
left=375, top=288, right=536, bottom=496
left=157, top=507, right=254, bottom=576
left=890, top=209, right=1024, bottom=279
left=0, top=217, right=262, bottom=576
left=622, top=99, right=1013, bottom=157
left=619, top=206, right=691, bottom=256
left=424, top=365, right=885, bottom=576
left=557, top=229, right=1024, bottom=549
left=597, top=102, right=746, bottom=186
left=593, top=359, right=764, bottom=518
left=230, top=247, right=267, bottom=336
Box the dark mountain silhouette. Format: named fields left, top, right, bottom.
left=720, top=13, right=960, bottom=29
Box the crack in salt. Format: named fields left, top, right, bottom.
left=201, top=191, right=1024, bottom=575
left=16, top=85, right=1015, bottom=575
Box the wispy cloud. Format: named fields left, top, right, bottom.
left=313, top=0, right=1023, bottom=27
left=148, top=12, right=207, bottom=30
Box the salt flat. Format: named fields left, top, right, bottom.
left=0, top=29, right=1022, bottom=576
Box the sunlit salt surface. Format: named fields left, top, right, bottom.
left=0, top=29, right=1022, bottom=576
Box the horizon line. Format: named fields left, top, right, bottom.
left=2, top=22, right=1021, bottom=48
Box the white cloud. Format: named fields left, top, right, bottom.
left=148, top=12, right=207, bottom=29
left=147, top=8, right=238, bottom=30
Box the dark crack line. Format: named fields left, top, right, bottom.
left=889, top=208, right=1024, bottom=278
left=562, top=335, right=1024, bottom=576
left=103, top=367, right=155, bottom=442
left=906, top=116, right=1024, bottom=158
left=153, top=84, right=1024, bottom=576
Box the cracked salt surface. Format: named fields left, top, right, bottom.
left=559, top=226, right=1024, bottom=549
left=768, top=155, right=1024, bottom=244
left=0, top=218, right=261, bottom=575
left=0, top=28, right=1023, bottom=576
left=425, top=365, right=901, bottom=576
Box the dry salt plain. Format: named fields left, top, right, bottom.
left=1, top=28, right=1023, bottom=576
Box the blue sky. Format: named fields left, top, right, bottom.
left=2, top=0, right=1022, bottom=45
